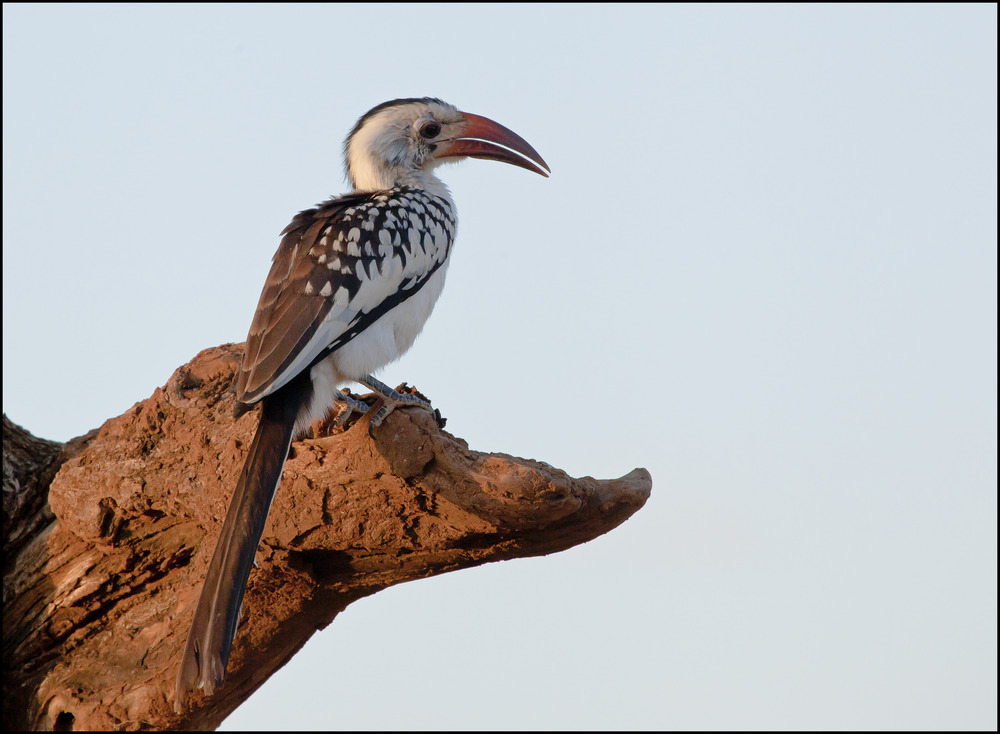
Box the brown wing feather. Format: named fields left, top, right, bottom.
left=234, top=193, right=374, bottom=410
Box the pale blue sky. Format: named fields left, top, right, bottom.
left=3, top=3, right=996, bottom=730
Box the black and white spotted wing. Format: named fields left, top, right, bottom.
left=235, top=187, right=456, bottom=409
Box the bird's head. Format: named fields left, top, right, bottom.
left=344, top=97, right=549, bottom=193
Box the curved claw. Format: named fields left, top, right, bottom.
left=357, top=375, right=431, bottom=436
left=333, top=391, right=370, bottom=427
left=366, top=393, right=432, bottom=436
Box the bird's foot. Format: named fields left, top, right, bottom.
left=358, top=375, right=432, bottom=436
left=332, top=390, right=372, bottom=428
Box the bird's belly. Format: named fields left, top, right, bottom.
left=389, top=263, right=449, bottom=356
left=330, top=261, right=449, bottom=380
left=298, top=261, right=450, bottom=433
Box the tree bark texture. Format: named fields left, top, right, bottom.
left=2, top=344, right=651, bottom=731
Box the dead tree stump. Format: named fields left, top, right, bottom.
left=2, top=344, right=651, bottom=730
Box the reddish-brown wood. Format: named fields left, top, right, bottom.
left=2, top=344, right=650, bottom=730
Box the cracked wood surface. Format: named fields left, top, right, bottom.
left=2, top=344, right=651, bottom=730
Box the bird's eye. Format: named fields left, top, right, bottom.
left=419, top=121, right=441, bottom=139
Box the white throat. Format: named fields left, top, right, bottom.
left=347, top=148, right=451, bottom=199
left=345, top=106, right=453, bottom=199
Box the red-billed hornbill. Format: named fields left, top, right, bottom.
left=174, top=97, right=549, bottom=710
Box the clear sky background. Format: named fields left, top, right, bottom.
left=3, top=4, right=996, bottom=730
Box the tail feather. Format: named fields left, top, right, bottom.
left=174, top=390, right=301, bottom=712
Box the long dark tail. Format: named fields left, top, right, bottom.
left=174, top=389, right=302, bottom=711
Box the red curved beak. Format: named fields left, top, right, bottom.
left=437, top=111, right=550, bottom=177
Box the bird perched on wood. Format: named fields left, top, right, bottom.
left=174, top=97, right=549, bottom=711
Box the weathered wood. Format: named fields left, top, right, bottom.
left=2, top=344, right=651, bottom=730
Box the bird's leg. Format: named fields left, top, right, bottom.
left=332, top=389, right=371, bottom=427
left=357, top=375, right=431, bottom=432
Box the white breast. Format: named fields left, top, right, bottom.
left=329, top=261, right=450, bottom=379
left=296, top=255, right=450, bottom=434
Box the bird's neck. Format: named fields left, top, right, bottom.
left=351, top=165, right=452, bottom=203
